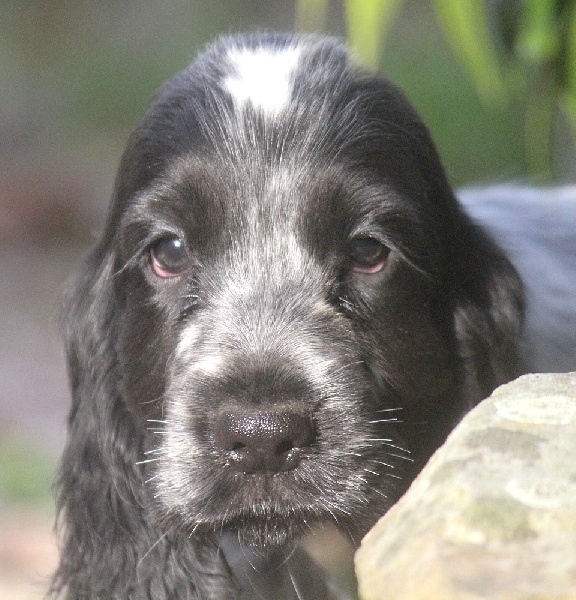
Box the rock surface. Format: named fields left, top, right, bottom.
left=355, top=373, right=576, bottom=600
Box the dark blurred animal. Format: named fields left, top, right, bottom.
left=460, top=185, right=576, bottom=374
left=52, top=33, right=524, bottom=599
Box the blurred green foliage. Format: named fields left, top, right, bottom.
left=298, top=0, right=576, bottom=180
left=513, top=0, right=576, bottom=176
left=1, top=0, right=573, bottom=185
left=0, top=437, right=53, bottom=506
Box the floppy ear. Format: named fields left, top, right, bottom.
left=362, top=76, right=525, bottom=403
left=451, top=211, right=525, bottom=406
left=52, top=240, right=245, bottom=598
left=52, top=243, right=148, bottom=595
left=380, top=94, right=526, bottom=406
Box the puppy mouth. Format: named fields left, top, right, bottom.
left=219, top=508, right=319, bottom=548
left=204, top=470, right=333, bottom=537
left=211, top=492, right=334, bottom=549
left=155, top=463, right=358, bottom=548
left=161, top=492, right=329, bottom=549
left=152, top=375, right=397, bottom=546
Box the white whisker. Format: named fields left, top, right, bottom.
left=371, top=460, right=395, bottom=469
left=137, top=532, right=168, bottom=569
left=381, top=443, right=411, bottom=453
left=386, top=453, right=414, bottom=462
left=288, top=568, right=305, bottom=600
left=136, top=458, right=160, bottom=465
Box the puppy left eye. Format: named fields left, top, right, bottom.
left=349, top=237, right=390, bottom=274
left=149, top=236, right=191, bottom=278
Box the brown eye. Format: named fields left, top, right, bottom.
left=349, top=237, right=390, bottom=274
left=149, top=236, right=191, bottom=278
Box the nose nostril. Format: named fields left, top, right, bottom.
left=214, top=410, right=316, bottom=473
left=275, top=439, right=295, bottom=456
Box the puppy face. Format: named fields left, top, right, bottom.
left=82, top=34, right=522, bottom=548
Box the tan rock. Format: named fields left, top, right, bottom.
left=356, top=373, right=576, bottom=600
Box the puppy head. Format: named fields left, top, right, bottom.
left=67, top=34, right=523, bottom=548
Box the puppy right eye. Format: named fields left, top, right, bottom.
left=349, top=237, right=390, bottom=274
left=149, top=236, right=191, bottom=278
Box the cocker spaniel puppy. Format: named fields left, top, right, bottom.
left=52, top=33, right=524, bottom=599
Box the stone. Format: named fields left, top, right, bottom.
left=355, top=373, right=576, bottom=600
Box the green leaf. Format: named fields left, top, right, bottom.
left=344, top=0, right=404, bottom=68
left=0, top=437, right=53, bottom=505
left=516, top=0, right=560, bottom=64
left=433, top=0, right=506, bottom=104
left=561, top=1, right=576, bottom=132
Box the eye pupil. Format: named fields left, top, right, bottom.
left=349, top=237, right=390, bottom=274
left=149, top=236, right=190, bottom=277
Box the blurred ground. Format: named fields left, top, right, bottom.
left=0, top=154, right=113, bottom=599
left=0, top=509, right=58, bottom=599
left=0, top=198, right=87, bottom=598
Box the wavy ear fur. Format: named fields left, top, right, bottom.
left=51, top=245, right=236, bottom=599
left=452, top=211, right=525, bottom=406
left=51, top=245, right=145, bottom=596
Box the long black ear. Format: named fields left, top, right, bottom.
left=451, top=210, right=525, bottom=406
left=51, top=243, right=147, bottom=596
left=50, top=239, right=248, bottom=598
left=361, top=74, right=525, bottom=404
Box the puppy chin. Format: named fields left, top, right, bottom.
left=223, top=516, right=308, bottom=549
left=157, top=498, right=313, bottom=549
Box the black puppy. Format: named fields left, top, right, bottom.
left=52, top=33, right=524, bottom=599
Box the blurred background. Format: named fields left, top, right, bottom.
left=1, top=0, right=574, bottom=597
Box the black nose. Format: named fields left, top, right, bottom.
left=214, top=410, right=316, bottom=474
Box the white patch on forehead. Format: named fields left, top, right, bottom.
left=223, top=45, right=301, bottom=115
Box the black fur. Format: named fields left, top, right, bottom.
left=52, top=33, right=524, bottom=599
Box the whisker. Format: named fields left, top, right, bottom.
left=368, top=486, right=388, bottom=499
left=386, top=452, right=414, bottom=462
left=371, top=460, right=396, bottom=469
left=237, top=532, right=260, bottom=572
left=277, top=544, right=298, bottom=568
left=367, top=440, right=411, bottom=453
left=140, top=394, right=167, bottom=406
left=137, top=532, right=168, bottom=569
left=288, top=568, right=305, bottom=600
left=321, top=502, right=342, bottom=524
left=381, top=443, right=411, bottom=453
